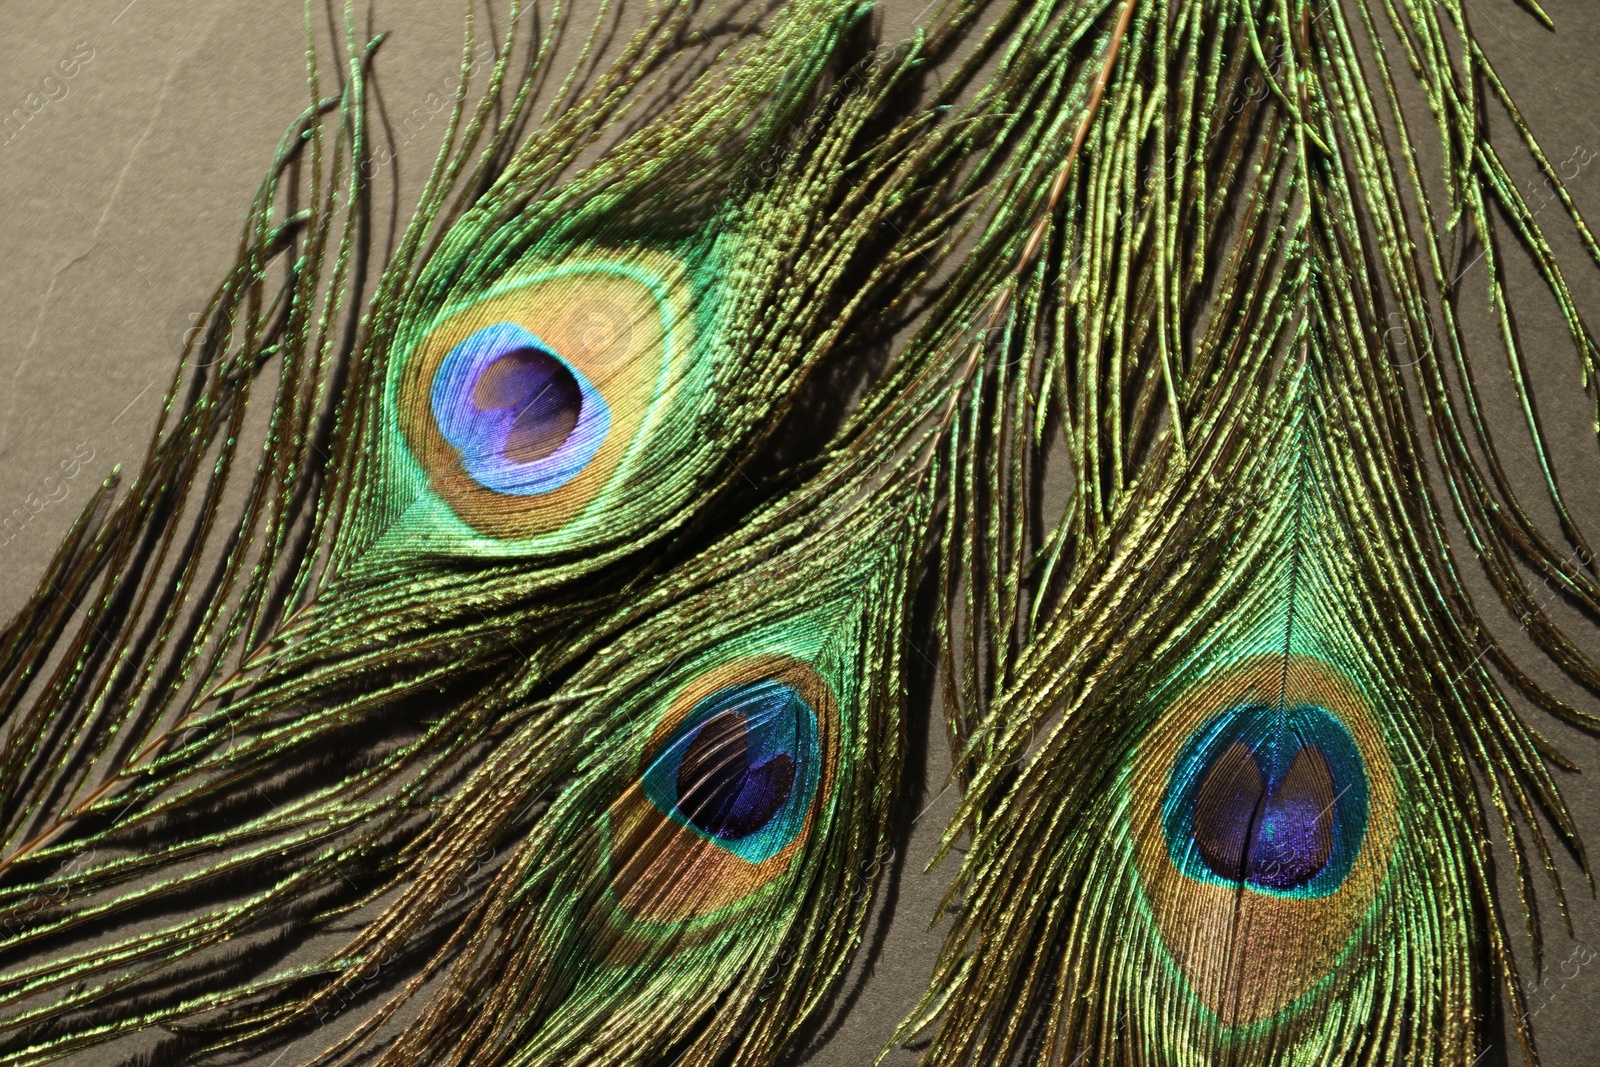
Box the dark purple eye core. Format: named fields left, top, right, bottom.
left=1191, top=741, right=1335, bottom=890
left=674, top=712, right=796, bottom=841
left=471, top=347, right=583, bottom=465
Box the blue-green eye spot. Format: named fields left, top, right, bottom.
left=1162, top=702, right=1369, bottom=898
left=430, top=322, right=611, bottom=495
left=640, top=680, right=821, bottom=864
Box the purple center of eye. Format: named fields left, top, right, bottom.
left=471, top=347, right=583, bottom=465
left=1191, top=741, right=1336, bottom=890
left=674, top=712, right=796, bottom=840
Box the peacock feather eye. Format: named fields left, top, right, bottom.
left=1163, top=701, right=1369, bottom=896
left=429, top=323, right=610, bottom=496
left=606, top=657, right=839, bottom=924
left=394, top=249, right=694, bottom=542
left=641, top=679, right=819, bottom=859
left=1128, top=655, right=1398, bottom=1028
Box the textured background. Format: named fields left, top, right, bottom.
left=1, top=1, right=1599, bottom=1064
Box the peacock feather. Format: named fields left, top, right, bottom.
left=330, top=395, right=939, bottom=1066
left=903, top=0, right=1600, bottom=1063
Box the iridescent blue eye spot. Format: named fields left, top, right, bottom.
left=674, top=712, right=796, bottom=840
left=430, top=322, right=610, bottom=496
left=1162, top=702, right=1369, bottom=898
left=641, top=681, right=821, bottom=864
